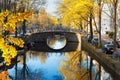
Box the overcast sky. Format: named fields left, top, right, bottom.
left=46, top=0, right=61, bottom=17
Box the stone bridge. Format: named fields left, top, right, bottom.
left=27, top=31, right=81, bottom=52
left=26, top=31, right=120, bottom=79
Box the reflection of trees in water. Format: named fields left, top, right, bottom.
left=16, top=68, right=45, bottom=80
left=14, top=51, right=66, bottom=80
left=17, top=56, right=24, bottom=64
left=14, top=50, right=31, bottom=80
left=27, top=51, right=65, bottom=64
left=53, top=75, right=63, bottom=80
left=48, top=39, right=56, bottom=45
left=17, top=50, right=31, bottom=64
left=59, top=51, right=89, bottom=80
left=47, top=35, right=66, bottom=46
left=28, top=51, right=48, bottom=64
left=39, top=53, right=47, bottom=64
left=28, top=51, right=39, bottom=59
left=15, top=51, right=46, bottom=80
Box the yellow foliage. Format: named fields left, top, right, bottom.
left=0, top=10, right=32, bottom=66
left=2, top=11, right=32, bottom=33
left=8, top=37, right=24, bottom=48
left=0, top=43, right=17, bottom=65
left=0, top=71, right=9, bottom=80
left=38, top=8, right=58, bottom=29
left=0, top=36, right=23, bottom=65
left=58, top=0, right=93, bottom=28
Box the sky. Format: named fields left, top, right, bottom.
left=46, top=0, right=61, bottom=17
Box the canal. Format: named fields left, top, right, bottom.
left=2, top=35, right=113, bottom=80
left=7, top=51, right=113, bottom=80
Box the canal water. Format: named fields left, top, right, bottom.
left=7, top=51, right=112, bottom=80
left=5, top=36, right=113, bottom=80
left=8, top=51, right=90, bottom=80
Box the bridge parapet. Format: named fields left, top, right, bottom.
left=29, top=32, right=81, bottom=42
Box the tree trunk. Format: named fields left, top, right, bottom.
left=98, top=0, right=102, bottom=48
left=89, top=57, right=93, bottom=80
left=80, top=20, right=83, bottom=30
left=113, top=0, right=118, bottom=48
left=14, top=1, right=18, bottom=37
left=15, top=27, right=18, bottom=37
left=90, top=13, right=93, bottom=40
left=23, top=53, right=26, bottom=80
left=98, top=64, right=101, bottom=80
left=22, top=20, right=26, bottom=35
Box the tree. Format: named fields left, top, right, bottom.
left=28, top=0, right=47, bottom=14
left=112, top=0, right=118, bottom=47
left=38, top=8, right=58, bottom=31
left=57, top=0, right=94, bottom=34
left=0, top=10, right=32, bottom=80
left=98, top=0, right=102, bottom=48
left=0, top=10, right=32, bottom=65
left=15, top=0, right=47, bottom=34
left=0, top=71, right=9, bottom=80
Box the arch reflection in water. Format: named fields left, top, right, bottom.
left=47, top=34, right=67, bottom=50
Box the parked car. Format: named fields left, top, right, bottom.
left=107, top=40, right=120, bottom=48
left=102, top=44, right=114, bottom=54
left=91, top=37, right=98, bottom=46
left=107, top=40, right=113, bottom=44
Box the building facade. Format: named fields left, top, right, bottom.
left=101, top=4, right=113, bottom=34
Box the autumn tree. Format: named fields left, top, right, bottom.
left=0, top=11, right=32, bottom=80
left=111, top=0, right=118, bottom=47
left=97, top=0, right=103, bottom=48
left=57, top=0, right=94, bottom=35
left=8, top=0, right=47, bottom=36
left=28, top=0, right=47, bottom=14
left=38, top=8, right=58, bottom=31
left=0, top=71, right=9, bottom=80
